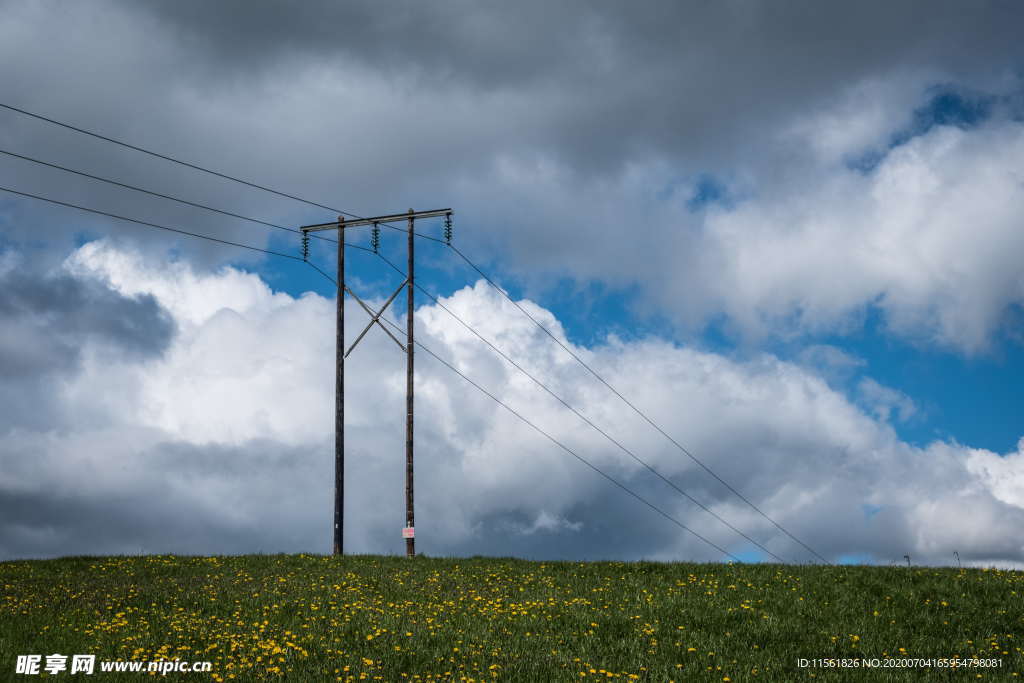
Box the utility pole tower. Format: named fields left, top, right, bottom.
left=301, top=208, right=453, bottom=558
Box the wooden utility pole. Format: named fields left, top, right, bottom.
left=334, top=217, right=345, bottom=556
left=300, top=208, right=451, bottom=558
left=405, top=209, right=416, bottom=558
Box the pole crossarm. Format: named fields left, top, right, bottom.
left=345, top=285, right=407, bottom=352
left=346, top=279, right=408, bottom=357
left=300, top=208, right=452, bottom=233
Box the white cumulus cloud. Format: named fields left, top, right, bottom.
left=0, top=240, right=1021, bottom=567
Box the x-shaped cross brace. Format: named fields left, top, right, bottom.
left=345, top=280, right=408, bottom=357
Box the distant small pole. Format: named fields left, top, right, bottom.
left=954, top=551, right=961, bottom=568
left=405, top=208, right=416, bottom=558
left=904, top=554, right=911, bottom=567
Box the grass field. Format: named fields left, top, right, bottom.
left=1, top=554, right=1021, bottom=681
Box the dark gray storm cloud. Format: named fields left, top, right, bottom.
left=0, top=438, right=326, bottom=560
left=0, top=266, right=174, bottom=358
left=123, top=1, right=1023, bottom=100
left=3, top=1, right=1023, bottom=213
left=0, top=257, right=174, bottom=429
left=105, top=0, right=1024, bottom=173
left=3, top=0, right=1022, bottom=336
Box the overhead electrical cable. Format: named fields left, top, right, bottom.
left=1, top=182, right=742, bottom=563
left=441, top=244, right=830, bottom=564
left=0, top=100, right=825, bottom=562
left=0, top=102, right=357, bottom=218
left=306, top=261, right=742, bottom=564
left=0, top=147, right=338, bottom=244
left=373, top=252, right=790, bottom=563
left=0, top=185, right=372, bottom=257
left=1, top=101, right=427, bottom=237
left=401, top=324, right=743, bottom=563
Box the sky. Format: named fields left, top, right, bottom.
left=0, top=0, right=1022, bottom=567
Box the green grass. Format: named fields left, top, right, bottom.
left=1, top=554, right=1021, bottom=681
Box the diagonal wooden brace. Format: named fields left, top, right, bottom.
left=345, top=281, right=408, bottom=356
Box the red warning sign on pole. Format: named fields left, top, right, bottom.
left=402, top=527, right=415, bottom=539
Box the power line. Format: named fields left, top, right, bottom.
left=0, top=101, right=426, bottom=236
left=0, top=101, right=355, bottom=218
left=4, top=139, right=773, bottom=557
left=1, top=101, right=454, bottom=244
left=303, top=259, right=741, bottom=563
left=0, top=100, right=823, bottom=562
left=409, top=330, right=741, bottom=562
left=2, top=181, right=748, bottom=564
left=0, top=184, right=373, bottom=258
left=0, top=179, right=737, bottom=565
left=0, top=103, right=455, bottom=254
left=374, top=252, right=789, bottom=563
left=0, top=147, right=339, bottom=244
left=443, top=243, right=830, bottom=564
left=382, top=318, right=742, bottom=563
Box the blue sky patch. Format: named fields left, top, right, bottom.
left=686, top=174, right=731, bottom=211
left=731, top=547, right=768, bottom=564
left=849, top=87, right=997, bottom=173
left=253, top=224, right=1024, bottom=460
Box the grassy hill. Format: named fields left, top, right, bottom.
left=1, top=554, right=1021, bottom=681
